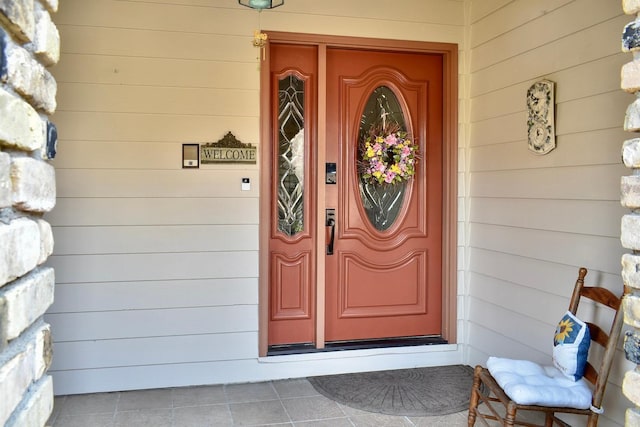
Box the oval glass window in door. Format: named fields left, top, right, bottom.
left=358, top=86, right=411, bottom=231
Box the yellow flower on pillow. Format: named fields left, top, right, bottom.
left=555, top=318, right=574, bottom=344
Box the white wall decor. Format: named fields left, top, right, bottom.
left=526, top=80, right=556, bottom=155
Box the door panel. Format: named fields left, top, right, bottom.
left=268, top=44, right=317, bottom=346
left=325, top=48, right=443, bottom=342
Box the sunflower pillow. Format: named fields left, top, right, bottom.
left=552, top=311, right=591, bottom=381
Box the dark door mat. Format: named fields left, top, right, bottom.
left=308, top=364, right=474, bottom=416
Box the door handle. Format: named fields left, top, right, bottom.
left=326, top=209, right=336, bottom=255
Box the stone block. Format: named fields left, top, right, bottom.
left=30, top=2, right=58, bottom=66
left=623, top=294, right=640, bottom=329
left=0, top=218, right=40, bottom=285
left=628, top=408, right=640, bottom=427
left=625, top=97, right=640, bottom=131
left=3, top=37, right=57, bottom=113
left=0, top=321, right=51, bottom=425
left=36, top=219, right=53, bottom=264
left=622, top=175, right=640, bottom=208
left=623, top=59, right=640, bottom=93
left=624, top=370, right=640, bottom=407
left=623, top=253, right=640, bottom=289
left=5, top=375, right=53, bottom=427
left=0, top=267, right=54, bottom=341
left=38, top=323, right=52, bottom=373
left=624, top=0, right=640, bottom=15
left=623, top=138, right=640, bottom=168
left=0, top=339, right=35, bottom=425
left=11, top=157, right=56, bottom=213
left=0, top=151, right=9, bottom=207
left=0, top=0, right=35, bottom=43
left=33, top=322, right=51, bottom=377
left=622, top=214, right=640, bottom=250
left=0, top=88, right=46, bottom=151
left=625, top=330, right=640, bottom=364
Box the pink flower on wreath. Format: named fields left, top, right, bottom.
left=384, top=134, right=398, bottom=146
left=373, top=161, right=386, bottom=172
left=384, top=171, right=396, bottom=183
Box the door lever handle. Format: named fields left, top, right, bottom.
left=326, top=209, right=336, bottom=255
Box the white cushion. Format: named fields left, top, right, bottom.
left=487, top=357, right=592, bottom=409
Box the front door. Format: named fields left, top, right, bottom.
left=324, top=48, right=443, bottom=342
left=266, top=39, right=446, bottom=348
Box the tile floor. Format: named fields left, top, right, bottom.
left=47, top=378, right=470, bottom=426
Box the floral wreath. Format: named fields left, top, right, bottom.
left=359, top=122, right=418, bottom=185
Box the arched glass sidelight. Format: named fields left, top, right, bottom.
left=358, top=86, right=408, bottom=231
left=277, top=75, right=305, bottom=236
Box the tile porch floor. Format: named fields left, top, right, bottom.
left=47, top=378, right=470, bottom=426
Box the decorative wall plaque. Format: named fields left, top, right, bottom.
left=526, top=80, right=555, bottom=155
left=200, top=131, right=257, bottom=164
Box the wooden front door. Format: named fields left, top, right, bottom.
left=324, top=48, right=443, bottom=342
left=266, top=38, right=447, bottom=348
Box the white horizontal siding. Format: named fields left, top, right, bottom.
left=470, top=164, right=625, bottom=200
left=50, top=332, right=259, bottom=371
left=47, top=198, right=259, bottom=226
left=471, top=16, right=627, bottom=98
left=57, top=83, right=259, bottom=116
left=51, top=111, right=258, bottom=142
left=48, top=279, right=258, bottom=313
left=52, top=225, right=258, bottom=254
left=471, top=128, right=627, bottom=170
left=471, top=55, right=628, bottom=123
left=55, top=169, right=259, bottom=198
left=50, top=252, right=258, bottom=283
left=471, top=90, right=629, bottom=147
left=471, top=0, right=613, bottom=70
left=53, top=54, right=260, bottom=89
left=48, top=0, right=466, bottom=397
left=470, top=198, right=624, bottom=237
left=47, top=305, right=257, bottom=341
left=466, top=2, right=629, bottom=424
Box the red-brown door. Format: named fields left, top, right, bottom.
left=267, top=44, right=318, bottom=345
left=324, top=48, right=443, bottom=342
left=267, top=44, right=443, bottom=346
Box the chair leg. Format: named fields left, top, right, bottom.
left=468, top=366, right=482, bottom=426
left=505, top=401, right=517, bottom=426
left=545, top=412, right=553, bottom=427
left=586, top=413, right=599, bottom=427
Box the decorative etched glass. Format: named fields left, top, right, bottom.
left=277, top=75, right=305, bottom=236
left=358, top=86, right=407, bottom=231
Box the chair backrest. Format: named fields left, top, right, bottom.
left=567, top=267, right=624, bottom=408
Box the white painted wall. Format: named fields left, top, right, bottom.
left=45, top=0, right=467, bottom=395
left=465, top=1, right=632, bottom=425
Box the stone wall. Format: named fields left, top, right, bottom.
left=622, top=1, right=640, bottom=425
left=0, top=0, right=59, bottom=425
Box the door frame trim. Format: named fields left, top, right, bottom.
left=259, top=32, right=458, bottom=357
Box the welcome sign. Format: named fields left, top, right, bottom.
left=200, top=132, right=257, bottom=164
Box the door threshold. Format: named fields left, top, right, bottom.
left=267, top=336, right=448, bottom=356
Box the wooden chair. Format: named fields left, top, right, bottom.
left=468, top=267, right=624, bottom=427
